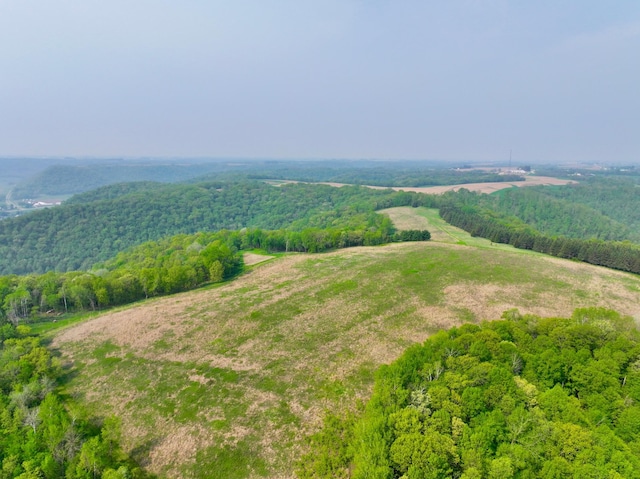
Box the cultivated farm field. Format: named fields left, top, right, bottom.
left=321, top=175, right=575, bottom=195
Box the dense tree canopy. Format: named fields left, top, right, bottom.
left=0, top=181, right=436, bottom=275
left=0, top=322, right=145, bottom=478
left=10, top=162, right=232, bottom=199
left=473, top=180, right=640, bottom=242
left=302, top=308, right=640, bottom=478
left=438, top=189, right=640, bottom=275
left=536, top=178, right=640, bottom=237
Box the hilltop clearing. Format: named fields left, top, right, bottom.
left=52, top=240, right=640, bottom=478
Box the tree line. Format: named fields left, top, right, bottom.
left=0, top=222, right=432, bottom=323
left=438, top=194, right=640, bottom=275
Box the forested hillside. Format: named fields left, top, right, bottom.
left=7, top=168, right=640, bottom=278
left=0, top=231, right=242, bottom=321
left=305, top=308, right=640, bottom=478
left=10, top=162, right=234, bottom=199
left=486, top=187, right=638, bottom=242
left=470, top=177, right=640, bottom=242
left=10, top=159, right=524, bottom=201
left=0, top=181, right=435, bottom=275
left=433, top=181, right=640, bottom=275
left=538, top=177, right=640, bottom=234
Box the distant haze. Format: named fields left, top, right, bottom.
left=1, top=1, right=639, bottom=163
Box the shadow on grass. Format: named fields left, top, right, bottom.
left=130, top=437, right=163, bottom=469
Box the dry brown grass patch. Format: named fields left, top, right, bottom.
left=378, top=207, right=431, bottom=231
left=244, top=252, right=275, bottom=266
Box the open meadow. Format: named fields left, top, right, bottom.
left=50, top=208, right=640, bottom=478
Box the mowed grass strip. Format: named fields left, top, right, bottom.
left=380, top=206, right=542, bottom=253
left=52, top=241, right=640, bottom=478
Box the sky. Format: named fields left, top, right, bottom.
left=0, top=1, right=639, bottom=163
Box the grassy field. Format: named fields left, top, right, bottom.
left=380, top=206, right=542, bottom=254
left=50, top=212, right=640, bottom=478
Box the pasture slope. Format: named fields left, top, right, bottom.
left=51, top=208, right=640, bottom=478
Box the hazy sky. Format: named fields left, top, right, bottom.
left=1, top=1, right=638, bottom=163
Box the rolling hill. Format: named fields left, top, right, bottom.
left=49, top=209, right=640, bottom=478
left=0, top=181, right=423, bottom=275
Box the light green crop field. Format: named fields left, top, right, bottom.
left=51, top=214, right=640, bottom=478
